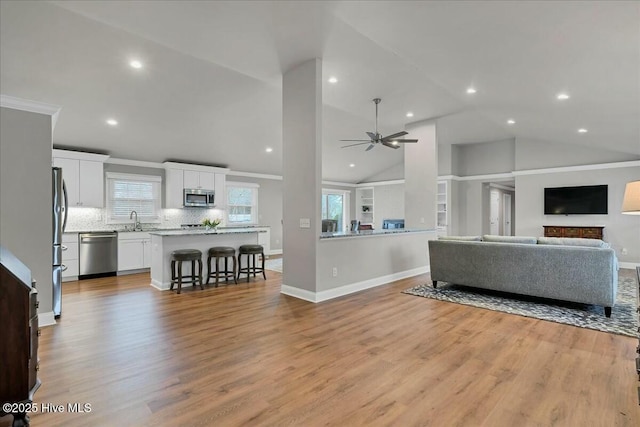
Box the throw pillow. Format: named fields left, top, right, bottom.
left=482, top=235, right=537, bottom=244
left=439, top=235, right=482, bottom=241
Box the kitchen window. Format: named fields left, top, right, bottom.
left=226, top=182, right=259, bottom=225
left=105, top=172, right=161, bottom=224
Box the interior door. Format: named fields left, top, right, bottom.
left=503, top=193, right=512, bottom=236
left=490, top=189, right=500, bottom=235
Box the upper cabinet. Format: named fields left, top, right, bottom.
left=163, top=162, right=229, bottom=209
left=183, top=170, right=215, bottom=190
left=53, top=150, right=109, bottom=208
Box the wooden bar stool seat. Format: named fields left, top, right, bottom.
left=170, top=249, right=203, bottom=294
left=206, top=246, right=237, bottom=286
left=237, top=244, right=266, bottom=282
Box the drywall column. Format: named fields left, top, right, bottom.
left=282, top=58, right=322, bottom=294
left=404, top=119, right=437, bottom=229
left=0, top=107, right=54, bottom=324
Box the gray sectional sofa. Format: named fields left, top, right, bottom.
left=427, top=235, right=619, bottom=317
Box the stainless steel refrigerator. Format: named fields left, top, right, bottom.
left=52, top=167, right=68, bottom=318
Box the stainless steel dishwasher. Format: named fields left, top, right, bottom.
left=79, top=231, right=118, bottom=279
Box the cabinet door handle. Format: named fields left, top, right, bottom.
left=37, top=329, right=42, bottom=337
left=35, top=301, right=39, bottom=309
left=61, top=264, right=68, bottom=272
left=62, top=245, right=68, bottom=251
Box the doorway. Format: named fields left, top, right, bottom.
left=487, top=183, right=515, bottom=236
left=321, top=189, right=350, bottom=232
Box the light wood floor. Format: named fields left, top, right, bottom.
left=22, top=269, right=640, bottom=426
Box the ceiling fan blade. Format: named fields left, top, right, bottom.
left=382, top=141, right=401, bottom=149
left=391, top=139, right=418, bottom=143
left=342, top=142, right=372, bottom=148
left=340, top=139, right=372, bottom=142
left=381, top=131, right=408, bottom=141
left=366, top=132, right=378, bottom=141
left=365, top=143, right=375, bottom=151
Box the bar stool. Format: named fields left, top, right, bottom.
left=237, top=244, right=266, bottom=282
left=170, top=249, right=203, bottom=294
left=206, top=246, right=237, bottom=286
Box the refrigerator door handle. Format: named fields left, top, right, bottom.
left=62, top=179, right=68, bottom=232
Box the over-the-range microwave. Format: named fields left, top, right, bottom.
left=183, top=188, right=215, bottom=208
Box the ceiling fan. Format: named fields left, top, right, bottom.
left=341, top=98, right=418, bottom=151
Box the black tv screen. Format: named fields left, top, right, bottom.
left=544, top=185, right=608, bottom=215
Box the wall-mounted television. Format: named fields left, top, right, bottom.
left=544, top=185, right=608, bottom=215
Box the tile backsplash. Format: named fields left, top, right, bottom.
left=65, top=207, right=225, bottom=232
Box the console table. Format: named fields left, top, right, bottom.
left=543, top=225, right=604, bottom=240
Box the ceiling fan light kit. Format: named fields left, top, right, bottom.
left=340, top=98, right=419, bottom=151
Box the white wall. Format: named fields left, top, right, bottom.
left=372, top=183, right=405, bottom=229
left=0, top=107, right=53, bottom=320
left=515, top=165, right=640, bottom=264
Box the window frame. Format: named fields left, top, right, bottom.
left=226, top=181, right=259, bottom=226
left=321, top=188, right=351, bottom=232
left=105, top=172, right=162, bottom=224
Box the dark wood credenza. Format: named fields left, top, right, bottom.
left=543, top=225, right=604, bottom=240
left=0, top=246, right=40, bottom=427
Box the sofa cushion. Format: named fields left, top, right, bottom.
left=439, top=235, right=482, bottom=241
left=537, top=237, right=607, bottom=248
left=482, top=235, right=537, bottom=244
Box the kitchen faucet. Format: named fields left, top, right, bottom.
left=129, top=210, right=141, bottom=231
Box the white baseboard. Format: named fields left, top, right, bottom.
left=39, top=311, right=56, bottom=327
left=150, top=278, right=169, bottom=290
left=280, top=266, right=430, bottom=303
left=267, top=249, right=283, bottom=256
left=619, top=262, right=640, bottom=270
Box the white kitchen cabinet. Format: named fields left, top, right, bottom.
left=118, top=232, right=151, bottom=272
left=164, top=162, right=230, bottom=209
left=214, top=173, right=226, bottom=208
left=165, top=168, right=184, bottom=208
left=61, top=233, right=79, bottom=281
left=53, top=150, right=108, bottom=208
left=184, top=170, right=215, bottom=190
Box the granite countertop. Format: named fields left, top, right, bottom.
left=319, top=228, right=436, bottom=239
left=149, top=228, right=267, bottom=236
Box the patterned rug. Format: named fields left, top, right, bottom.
left=403, top=275, right=637, bottom=337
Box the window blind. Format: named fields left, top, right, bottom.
left=106, top=172, right=161, bottom=223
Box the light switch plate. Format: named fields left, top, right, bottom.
left=300, top=218, right=311, bottom=228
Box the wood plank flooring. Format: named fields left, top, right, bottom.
left=21, top=269, right=640, bottom=426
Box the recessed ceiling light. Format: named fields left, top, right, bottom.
left=129, top=60, right=143, bottom=69
left=328, top=77, right=338, bottom=84
left=507, top=119, right=516, bottom=125
left=556, top=93, right=570, bottom=100
left=466, top=87, right=477, bottom=94
left=265, top=147, right=273, bottom=153
left=406, top=112, right=414, bottom=118
left=106, top=119, right=118, bottom=126
left=577, top=128, right=588, bottom=133
left=349, top=163, right=355, bottom=168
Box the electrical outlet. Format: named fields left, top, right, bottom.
left=332, top=267, right=338, bottom=277
left=621, top=248, right=628, bottom=255
left=420, top=217, right=425, bottom=224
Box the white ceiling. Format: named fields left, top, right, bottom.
left=1, top=1, right=638, bottom=183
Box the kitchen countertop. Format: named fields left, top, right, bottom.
left=320, top=228, right=436, bottom=239
left=149, top=228, right=267, bottom=236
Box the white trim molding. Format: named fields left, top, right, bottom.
left=106, top=157, right=164, bottom=169
left=619, top=262, right=640, bottom=270
left=163, top=161, right=230, bottom=174
left=53, top=148, right=110, bottom=162
left=281, top=265, right=430, bottom=303
left=1, top=94, right=62, bottom=131
left=39, top=311, right=56, bottom=327
left=513, top=160, right=640, bottom=176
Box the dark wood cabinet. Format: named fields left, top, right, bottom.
left=0, top=246, right=40, bottom=427
left=543, top=225, right=604, bottom=240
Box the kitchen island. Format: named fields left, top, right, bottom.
left=149, top=228, right=266, bottom=290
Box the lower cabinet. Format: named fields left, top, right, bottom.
left=256, top=227, right=271, bottom=256
left=117, top=232, right=151, bottom=272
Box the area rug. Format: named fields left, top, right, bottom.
left=264, top=258, right=283, bottom=273
left=403, top=276, right=637, bottom=337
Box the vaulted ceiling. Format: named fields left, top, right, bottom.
left=1, top=1, right=638, bottom=183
